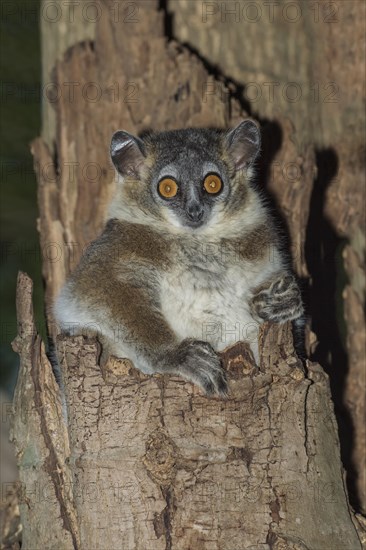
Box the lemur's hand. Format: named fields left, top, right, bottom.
left=165, top=339, right=228, bottom=397
left=250, top=273, right=303, bottom=323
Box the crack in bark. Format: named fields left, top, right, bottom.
left=161, top=486, right=175, bottom=550
left=31, top=338, right=80, bottom=550
left=303, top=377, right=313, bottom=474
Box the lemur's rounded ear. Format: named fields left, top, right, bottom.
left=110, top=130, right=146, bottom=177
left=225, top=119, right=261, bottom=171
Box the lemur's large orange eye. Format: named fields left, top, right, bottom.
left=158, top=178, right=178, bottom=199
left=203, top=174, right=222, bottom=194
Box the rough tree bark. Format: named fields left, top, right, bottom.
left=5, top=0, right=366, bottom=548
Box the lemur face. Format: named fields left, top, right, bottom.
left=110, top=121, right=260, bottom=231
left=148, top=129, right=231, bottom=229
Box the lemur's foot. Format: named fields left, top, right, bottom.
left=250, top=273, right=303, bottom=323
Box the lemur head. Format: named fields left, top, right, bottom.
left=110, top=120, right=261, bottom=232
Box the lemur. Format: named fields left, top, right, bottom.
left=54, top=120, right=303, bottom=396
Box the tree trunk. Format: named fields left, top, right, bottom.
left=7, top=0, right=366, bottom=548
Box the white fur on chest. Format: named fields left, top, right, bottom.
left=160, top=261, right=265, bottom=352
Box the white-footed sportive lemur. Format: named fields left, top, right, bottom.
left=54, top=120, right=303, bottom=395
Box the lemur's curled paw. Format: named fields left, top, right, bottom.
left=250, top=273, right=303, bottom=323
left=168, top=339, right=228, bottom=397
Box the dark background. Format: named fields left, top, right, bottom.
left=1, top=0, right=44, bottom=394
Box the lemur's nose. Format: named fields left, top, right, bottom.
left=187, top=202, right=204, bottom=221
